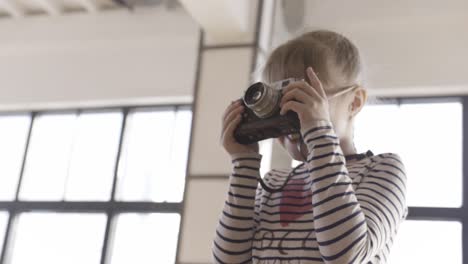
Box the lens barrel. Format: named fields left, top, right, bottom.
left=243, top=82, right=281, bottom=118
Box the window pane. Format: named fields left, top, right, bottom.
left=20, top=112, right=123, bottom=201
left=9, top=213, right=106, bottom=264
left=109, top=213, right=180, bottom=264
left=354, top=104, right=400, bottom=154
left=389, top=220, right=461, bottom=264
left=20, top=113, right=77, bottom=200
left=355, top=102, right=462, bottom=207
left=162, top=109, right=192, bottom=202
left=399, top=103, right=462, bottom=207
left=0, top=115, right=31, bottom=200
left=0, top=212, right=9, bottom=256
left=117, top=108, right=191, bottom=202
left=65, top=111, right=123, bottom=201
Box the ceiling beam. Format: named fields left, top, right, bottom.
left=75, top=0, right=99, bottom=13
left=0, top=0, right=25, bottom=18
left=35, top=0, right=61, bottom=15
left=179, top=0, right=257, bottom=45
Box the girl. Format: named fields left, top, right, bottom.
left=214, top=30, right=407, bottom=264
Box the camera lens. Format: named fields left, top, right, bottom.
left=252, top=91, right=262, bottom=101
left=244, top=82, right=265, bottom=105
left=243, top=82, right=281, bottom=118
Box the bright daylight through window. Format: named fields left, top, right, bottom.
left=0, top=106, right=191, bottom=264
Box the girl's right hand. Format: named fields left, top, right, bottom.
left=221, top=99, right=259, bottom=157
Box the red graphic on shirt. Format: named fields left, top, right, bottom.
left=279, top=178, right=313, bottom=227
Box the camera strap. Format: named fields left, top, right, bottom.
left=258, top=138, right=307, bottom=193
left=259, top=162, right=305, bottom=193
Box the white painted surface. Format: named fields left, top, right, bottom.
left=178, top=178, right=229, bottom=263
left=0, top=7, right=199, bottom=110
left=271, top=0, right=468, bottom=96
left=189, top=48, right=253, bottom=176
left=179, top=0, right=258, bottom=45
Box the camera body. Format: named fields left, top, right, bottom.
left=234, top=78, right=301, bottom=145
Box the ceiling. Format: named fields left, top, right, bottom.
left=0, top=0, right=176, bottom=18
left=0, top=0, right=122, bottom=17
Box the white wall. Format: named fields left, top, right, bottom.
left=177, top=0, right=264, bottom=262
left=0, top=6, right=199, bottom=110
left=271, top=0, right=468, bottom=97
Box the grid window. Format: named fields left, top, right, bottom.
left=0, top=105, right=191, bottom=264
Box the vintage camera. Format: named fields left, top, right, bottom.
left=234, top=78, right=301, bottom=145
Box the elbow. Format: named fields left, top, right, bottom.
left=322, top=233, right=370, bottom=264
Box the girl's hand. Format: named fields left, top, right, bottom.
left=279, top=67, right=331, bottom=128
left=221, top=99, right=259, bottom=157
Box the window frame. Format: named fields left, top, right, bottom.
left=0, top=103, right=191, bottom=264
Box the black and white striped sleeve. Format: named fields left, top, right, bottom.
left=212, top=152, right=262, bottom=264
left=355, top=153, right=407, bottom=258
left=300, top=120, right=407, bottom=263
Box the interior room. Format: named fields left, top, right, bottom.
left=0, top=0, right=466, bottom=263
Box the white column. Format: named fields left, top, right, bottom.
left=177, top=1, right=285, bottom=263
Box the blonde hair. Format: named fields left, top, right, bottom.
left=262, top=30, right=363, bottom=94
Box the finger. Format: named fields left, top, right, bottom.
left=280, top=88, right=314, bottom=107
left=279, top=101, right=307, bottom=116
left=306, top=67, right=326, bottom=99
left=222, top=99, right=242, bottom=121
left=282, top=80, right=321, bottom=100
left=223, top=104, right=244, bottom=128
left=223, top=113, right=243, bottom=142
left=222, top=105, right=244, bottom=134
left=283, top=81, right=313, bottom=97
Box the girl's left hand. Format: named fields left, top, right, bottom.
left=279, top=67, right=331, bottom=128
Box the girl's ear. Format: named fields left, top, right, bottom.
left=349, top=87, right=367, bottom=117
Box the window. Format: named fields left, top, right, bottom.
left=389, top=220, right=462, bottom=263
left=0, top=105, right=192, bottom=264
left=115, top=109, right=191, bottom=202
left=108, top=213, right=180, bottom=264
left=354, top=97, right=464, bottom=263
left=9, top=213, right=106, bottom=264
left=355, top=100, right=462, bottom=208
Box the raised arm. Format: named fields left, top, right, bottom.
left=277, top=66, right=407, bottom=262
left=212, top=152, right=262, bottom=264
left=300, top=120, right=407, bottom=263
left=214, top=98, right=262, bottom=263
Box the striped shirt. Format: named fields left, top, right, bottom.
left=213, top=120, right=408, bottom=264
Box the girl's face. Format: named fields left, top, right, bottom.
left=276, top=86, right=364, bottom=162
left=327, top=92, right=354, bottom=138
